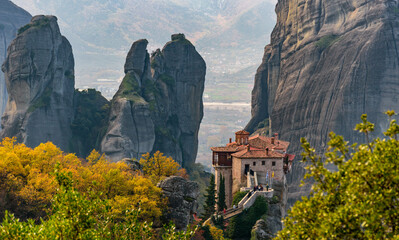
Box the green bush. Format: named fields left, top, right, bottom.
left=270, top=195, right=279, bottom=204
left=227, top=196, right=268, bottom=239
left=315, top=35, right=340, bottom=50
left=232, top=191, right=248, bottom=206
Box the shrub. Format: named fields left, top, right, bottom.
left=277, top=112, right=399, bottom=239
left=226, top=196, right=268, bottom=239
left=315, top=35, right=340, bottom=50
left=232, top=191, right=248, bottom=206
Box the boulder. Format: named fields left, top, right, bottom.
left=251, top=219, right=273, bottom=240
left=158, top=176, right=199, bottom=230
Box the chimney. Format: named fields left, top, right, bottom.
left=229, top=138, right=232, bottom=143
left=274, top=133, right=278, bottom=140
left=247, top=145, right=250, bottom=151
left=266, top=148, right=269, bottom=155
left=271, top=137, right=275, bottom=144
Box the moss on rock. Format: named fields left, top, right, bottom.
left=18, top=16, right=51, bottom=35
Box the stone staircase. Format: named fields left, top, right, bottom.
left=220, top=189, right=274, bottom=220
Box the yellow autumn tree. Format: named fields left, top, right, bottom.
left=0, top=138, right=165, bottom=222
left=139, top=151, right=187, bottom=184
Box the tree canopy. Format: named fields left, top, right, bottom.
left=276, top=112, right=399, bottom=239
left=140, top=151, right=187, bottom=184
left=0, top=139, right=197, bottom=239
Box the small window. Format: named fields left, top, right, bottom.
left=262, top=161, right=265, bottom=165
left=214, top=153, right=218, bottom=163
left=253, top=162, right=256, bottom=166
left=272, top=161, right=276, bottom=166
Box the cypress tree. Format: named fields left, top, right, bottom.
left=202, top=174, right=216, bottom=220
left=217, top=174, right=227, bottom=211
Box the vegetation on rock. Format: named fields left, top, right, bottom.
left=18, top=17, right=50, bottom=35
left=315, top=35, right=340, bottom=50
left=227, top=196, right=268, bottom=239
left=276, top=112, right=399, bottom=239
left=27, top=86, right=53, bottom=113
left=71, top=89, right=110, bottom=157
left=159, top=74, right=176, bottom=87
left=116, top=72, right=146, bottom=104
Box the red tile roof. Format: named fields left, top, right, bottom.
left=231, top=148, right=285, bottom=159
left=286, top=154, right=296, bottom=161
left=248, top=134, right=290, bottom=151
left=235, top=130, right=250, bottom=135
left=211, top=134, right=291, bottom=159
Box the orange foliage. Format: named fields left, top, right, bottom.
left=0, top=138, right=165, bottom=221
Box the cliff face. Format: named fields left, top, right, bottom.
left=1, top=15, right=75, bottom=151
left=101, top=34, right=205, bottom=166
left=0, top=0, right=31, bottom=122
left=246, top=0, right=399, bottom=205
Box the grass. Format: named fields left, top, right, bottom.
left=116, top=72, right=147, bottom=104
left=315, top=35, right=340, bottom=50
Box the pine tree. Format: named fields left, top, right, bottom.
left=217, top=174, right=227, bottom=211
left=202, top=174, right=216, bottom=220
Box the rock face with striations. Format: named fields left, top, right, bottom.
left=246, top=0, right=399, bottom=206
left=1, top=15, right=75, bottom=151
left=101, top=34, right=205, bottom=166
left=0, top=0, right=31, bottom=122
left=157, top=176, right=199, bottom=230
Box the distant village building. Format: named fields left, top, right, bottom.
left=211, top=130, right=295, bottom=207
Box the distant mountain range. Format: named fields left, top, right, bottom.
left=12, top=0, right=277, bottom=99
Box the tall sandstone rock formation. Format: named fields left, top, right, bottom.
left=101, top=34, right=205, bottom=166
left=246, top=0, right=399, bottom=205
left=0, top=0, right=31, bottom=122
left=1, top=15, right=75, bottom=151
